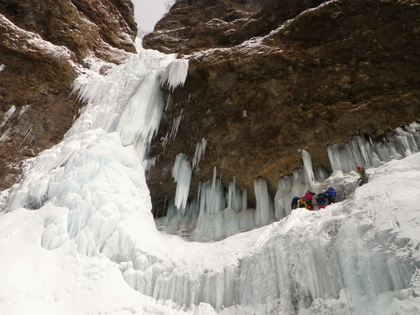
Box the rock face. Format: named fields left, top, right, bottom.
left=144, top=0, right=420, bottom=208
left=0, top=0, right=137, bottom=190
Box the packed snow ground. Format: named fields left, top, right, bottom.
left=1, top=42, right=420, bottom=314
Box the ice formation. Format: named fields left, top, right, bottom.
left=160, top=123, right=420, bottom=243
left=170, top=108, right=183, bottom=140
left=0, top=105, right=16, bottom=129
left=192, top=138, right=207, bottom=169
left=327, top=123, right=420, bottom=173
left=172, top=153, right=192, bottom=211
left=1, top=40, right=420, bottom=315
left=5, top=48, right=188, bottom=257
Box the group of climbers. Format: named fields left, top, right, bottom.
left=291, top=187, right=336, bottom=211
left=291, top=166, right=369, bottom=211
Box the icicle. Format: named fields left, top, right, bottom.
left=69, top=50, right=189, bottom=163
left=254, top=177, right=274, bottom=226
left=161, top=131, right=169, bottom=152
left=159, top=58, right=189, bottom=90
left=302, top=149, right=315, bottom=184
left=172, top=153, right=192, bottom=212
left=192, top=138, right=207, bottom=169
left=241, top=188, right=248, bottom=213
left=327, top=144, right=342, bottom=171
left=327, top=124, right=420, bottom=174
left=170, top=109, right=183, bottom=140
left=203, top=167, right=226, bottom=216
left=172, top=153, right=187, bottom=181
left=227, top=177, right=243, bottom=213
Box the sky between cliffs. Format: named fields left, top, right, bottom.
left=132, top=0, right=168, bottom=32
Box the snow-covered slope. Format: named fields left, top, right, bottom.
left=0, top=45, right=419, bottom=315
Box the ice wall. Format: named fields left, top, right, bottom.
left=159, top=150, right=326, bottom=242
left=159, top=123, right=420, bottom=243
left=6, top=48, right=188, bottom=255
left=159, top=168, right=271, bottom=243
left=144, top=153, right=420, bottom=314
left=327, top=123, right=420, bottom=173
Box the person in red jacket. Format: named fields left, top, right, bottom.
left=302, top=190, right=315, bottom=210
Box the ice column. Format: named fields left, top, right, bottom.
left=227, top=177, right=247, bottom=213
left=200, top=167, right=226, bottom=216
left=254, top=177, right=274, bottom=226
left=172, top=153, right=192, bottom=212
left=302, top=149, right=315, bottom=184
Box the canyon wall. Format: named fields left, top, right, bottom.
left=144, top=0, right=420, bottom=206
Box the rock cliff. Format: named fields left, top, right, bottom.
left=144, top=0, right=420, bottom=208
left=1, top=0, right=419, bottom=211
left=0, top=0, right=137, bottom=189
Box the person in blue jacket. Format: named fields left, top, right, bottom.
left=325, top=187, right=337, bottom=204
left=315, top=191, right=328, bottom=209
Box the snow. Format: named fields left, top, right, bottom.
left=0, top=105, right=16, bottom=129
left=0, top=14, right=73, bottom=62
left=1, top=41, right=420, bottom=315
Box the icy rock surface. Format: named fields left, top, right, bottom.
left=161, top=123, right=420, bottom=243
left=5, top=47, right=189, bottom=261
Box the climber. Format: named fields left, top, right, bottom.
left=291, top=195, right=300, bottom=210
left=315, top=191, right=328, bottom=209
left=325, top=187, right=337, bottom=204
left=302, top=190, right=315, bottom=210
left=356, top=166, right=369, bottom=186
left=298, top=198, right=307, bottom=209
